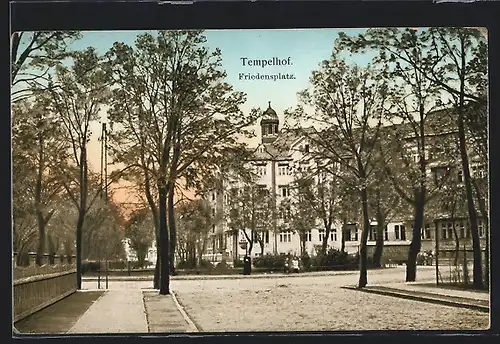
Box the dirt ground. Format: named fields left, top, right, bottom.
left=171, top=270, right=489, bottom=332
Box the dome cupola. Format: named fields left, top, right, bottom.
left=260, top=101, right=279, bottom=144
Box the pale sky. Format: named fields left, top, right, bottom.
left=70, top=29, right=373, bottom=164
left=16, top=29, right=378, bottom=205
left=65, top=29, right=375, bottom=203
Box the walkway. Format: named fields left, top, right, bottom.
left=67, top=289, right=148, bottom=334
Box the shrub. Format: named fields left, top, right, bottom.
left=81, top=261, right=101, bottom=274
left=176, top=260, right=192, bottom=269
left=214, top=260, right=231, bottom=273
left=199, top=259, right=214, bottom=270
left=108, top=261, right=126, bottom=270
left=233, top=258, right=244, bottom=268
left=253, top=253, right=287, bottom=269
left=310, top=248, right=354, bottom=269
left=301, top=253, right=312, bottom=271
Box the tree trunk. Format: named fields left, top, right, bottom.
left=406, top=190, right=424, bottom=282
left=35, top=130, right=45, bottom=266
left=372, top=222, right=385, bottom=268
left=457, top=109, right=483, bottom=288
left=233, top=232, right=238, bottom=261
left=321, top=222, right=331, bottom=254
left=76, top=209, right=85, bottom=289
left=47, top=234, right=56, bottom=265
left=168, top=183, right=177, bottom=276
left=372, top=193, right=385, bottom=267
left=473, top=181, right=488, bottom=287
left=154, top=248, right=160, bottom=289
left=158, top=180, right=170, bottom=295
left=35, top=220, right=46, bottom=266
left=341, top=218, right=346, bottom=253
left=358, top=187, right=370, bottom=288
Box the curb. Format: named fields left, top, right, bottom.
left=82, top=270, right=360, bottom=282
left=341, top=286, right=489, bottom=313
left=170, top=291, right=200, bottom=333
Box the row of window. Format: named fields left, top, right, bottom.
left=278, top=230, right=337, bottom=243
left=440, top=220, right=485, bottom=239
left=345, top=225, right=407, bottom=242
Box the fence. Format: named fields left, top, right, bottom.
left=436, top=248, right=488, bottom=287
left=13, top=254, right=77, bottom=323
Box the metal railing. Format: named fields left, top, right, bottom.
left=13, top=262, right=77, bottom=323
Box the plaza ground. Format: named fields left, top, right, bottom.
left=14, top=267, right=490, bottom=334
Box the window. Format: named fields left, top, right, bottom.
left=212, top=224, right=216, bottom=233
left=395, top=225, right=406, bottom=240
left=478, top=220, right=484, bottom=237
left=253, top=232, right=259, bottom=243
left=457, top=170, right=463, bottom=183
left=212, top=208, right=216, bottom=216
left=281, top=206, right=291, bottom=222
left=458, top=221, right=465, bottom=238
left=212, top=192, right=216, bottom=201
left=280, top=231, right=292, bottom=243
left=425, top=224, right=431, bottom=239
left=279, top=186, right=289, bottom=197
left=421, top=224, right=431, bottom=239
left=307, top=231, right=312, bottom=242
left=319, top=231, right=324, bottom=242
left=304, top=144, right=310, bottom=153
left=345, top=229, right=352, bottom=241
left=369, top=225, right=377, bottom=241
left=345, top=226, right=358, bottom=242
left=384, top=225, right=389, bottom=241
left=447, top=222, right=453, bottom=239
left=441, top=223, right=447, bottom=239
left=331, top=232, right=335, bottom=241
left=278, top=165, right=289, bottom=176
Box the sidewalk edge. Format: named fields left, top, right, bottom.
left=171, top=291, right=200, bottom=333
left=341, top=286, right=489, bottom=313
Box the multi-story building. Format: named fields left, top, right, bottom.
left=205, top=102, right=488, bottom=264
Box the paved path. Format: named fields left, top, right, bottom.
left=67, top=289, right=148, bottom=334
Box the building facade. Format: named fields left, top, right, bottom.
left=204, top=103, right=488, bottom=264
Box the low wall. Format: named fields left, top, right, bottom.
left=13, top=266, right=77, bottom=323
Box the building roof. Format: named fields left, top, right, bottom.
left=261, top=101, right=279, bottom=123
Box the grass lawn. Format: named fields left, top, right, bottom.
left=14, top=291, right=105, bottom=335
left=419, top=282, right=490, bottom=293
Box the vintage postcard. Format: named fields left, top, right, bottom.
left=11, top=28, right=489, bottom=334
